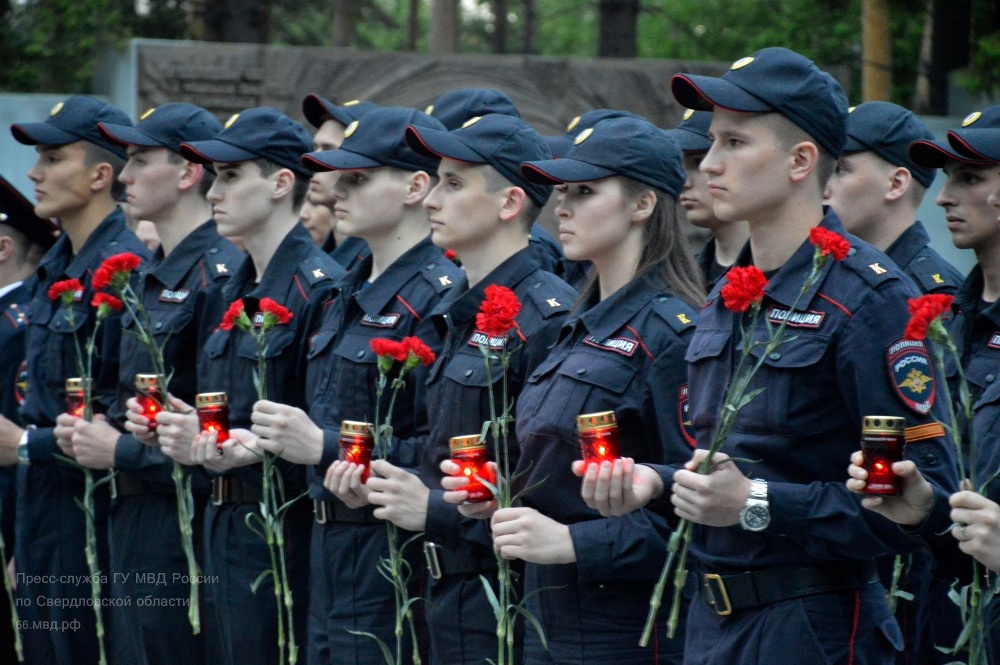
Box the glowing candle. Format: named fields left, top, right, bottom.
left=65, top=377, right=87, bottom=418
left=195, top=392, right=230, bottom=453
left=576, top=410, right=620, bottom=466
left=449, top=434, right=494, bottom=503
left=134, top=373, right=162, bottom=432
left=861, top=415, right=905, bottom=496
left=340, top=420, right=375, bottom=483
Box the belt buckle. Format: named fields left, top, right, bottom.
left=423, top=541, right=442, bottom=580
left=314, top=500, right=328, bottom=525
left=211, top=477, right=225, bottom=506
left=703, top=573, right=733, bottom=616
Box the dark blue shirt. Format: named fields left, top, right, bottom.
left=695, top=238, right=731, bottom=292
left=326, top=234, right=370, bottom=274
left=0, top=282, right=30, bottom=424
left=885, top=220, right=964, bottom=296
left=305, top=237, right=463, bottom=500
left=417, top=247, right=577, bottom=549
left=197, top=224, right=343, bottom=492
left=514, top=273, right=699, bottom=582
left=110, top=220, right=243, bottom=491
left=949, top=264, right=1000, bottom=402
left=683, top=210, right=958, bottom=571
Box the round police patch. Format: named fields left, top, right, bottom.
left=886, top=338, right=935, bottom=415
left=678, top=384, right=696, bottom=448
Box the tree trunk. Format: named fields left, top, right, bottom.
left=861, top=0, right=892, bottom=101
left=430, top=0, right=460, bottom=54
left=332, top=0, right=357, bottom=48
left=598, top=0, right=638, bottom=58
left=493, top=0, right=508, bottom=54
left=203, top=0, right=269, bottom=43
left=522, top=0, right=536, bottom=54
left=921, top=0, right=971, bottom=114
left=406, top=0, right=420, bottom=51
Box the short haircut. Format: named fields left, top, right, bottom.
left=82, top=142, right=126, bottom=201
left=480, top=166, right=542, bottom=229
left=0, top=222, right=46, bottom=267
left=765, top=114, right=837, bottom=191
left=251, top=158, right=310, bottom=211
left=165, top=150, right=216, bottom=197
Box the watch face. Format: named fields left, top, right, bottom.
left=742, top=504, right=770, bottom=531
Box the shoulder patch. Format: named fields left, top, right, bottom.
left=3, top=304, right=27, bottom=329
left=906, top=259, right=961, bottom=295
left=886, top=337, right=935, bottom=415
left=298, top=259, right=339, bottom=289
left=651, top=295, right=698, bottom=334
left=841, top=247, right=903, bottom=288
left=204, top=256, right=232, bottom=281
left=521, top=279, right=573, bottom=320
left=419, top=261, right=461, bottom=295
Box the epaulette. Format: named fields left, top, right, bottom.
left=418, top=259, right=461, bottom=295
left=906, top=254, right=962, bottom=295
left=203, top=244, right=235, bottom=282
left=3, top=303, right=27, bottom=330
left=651, top=294, right=698, bottom=334
left=840, top=245, right=903, bottom=288
left=297, top=255, right=341, bottom=290
left=520, top=278, right=573, bottom=319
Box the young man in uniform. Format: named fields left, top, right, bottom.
left=669, top=108, right=749, bottom=289
left=826, top=101, right=963, bottom=295
left=349, top=112, right=578, bottom=664
left=0, top=95, right=151, bottom=664
left=159, top=107, right=345, bottom=664
left=59, top=102, right=243, bottom=664
left=243, top=106, right=462, bottom=665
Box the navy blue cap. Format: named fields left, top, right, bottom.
left=909, top=106, right=1000, bottom=168
left=405, top=113, right=553, bottom=207
left=671, top=47, right=848, bottom=158
left=301, top=94, right=380, bottom=129
left=667, top=108, right=712, bottom=153
left=99, top=102, right=222, bottom=155
left=946, top=106, right=1000, bottom=162
left=11, top=96, right=132, bottom=160
left=179, top=107, right=314, bottom=178
left=0, top=175, right=58, bottom=249
left=425, top=88, right=520, bottom=131
left=545, top=108, right=641, bottom=158
left=521, top=116, right=685, bottom=200
left=842, top=102, right=936, bottom=188
left=301, top=106, right=444, bottom=174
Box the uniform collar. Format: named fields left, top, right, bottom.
left=884, top=221, right=930, bottom=269
left=954, top=264, right=1000, bottom=326
left=575, top=273, right=666, bottom=340
left=145, top=220, right=222, bottom=289
left=38, top=207, right=129, bottom=283
left=228, top=223, right=313, bottom=298
left=437, top=247, right=544, bottom=331
left=346, top=236, right=443, bottom=316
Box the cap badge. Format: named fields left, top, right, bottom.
left=344, top=120, right=359, bottom=138
left=848, top=106, right=857, bottom=113
left=224, top=113, right=239, bottom=129
left=962, top=111, right=982, bottom=127
left=461, top=116, right=482, bottom=129
left=140, top=107, right=156, bottom=121
left=425, top=104, right=435, bottom=115
left=574, top=127, right=593, bottom=145
left=683, top=108, right=695, bottom=121
left=50, top=102, right=64, bottom=116
left=344, top=100, right=361, bottom=107
left=731, top=56, right=755, bottom=70
left=566, top=115, right=582, bottom=132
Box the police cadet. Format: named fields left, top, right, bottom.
left=0, top=175, right=57, bottom=662
left=668, top=108, right=749, bottom=290
left=301, top=93, right=378, bottom=268
left=825, top=101, right=964, bottom=295
left=357, top=112, right=577, bottom=664
left=0, top=96, right=151, bottom=664
left=449, top=116, right=700, bottom=664
left=240, top=106, right=460, bottom=665
left=169, top=107, right=344, bottom=664
left=62, top=102, right=240, bottom=664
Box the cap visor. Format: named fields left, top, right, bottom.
left=179, top=139, right=258, bottom=166
left=302, top=93, right=331, bottom=128
left=10, top=122, right=80, bottom=147
left=300, top=149, right=383, bottom=172
left=520, top=158, right=617, bottom=185
left=948, top=128, right=1000, bottom=162
left=404, top=126, right=485, bottom=164
left=98, top=122, right=164, bottom=149
left=671, top=74, right=773, bottom=114
left=907, top=139, right=985, bottom=168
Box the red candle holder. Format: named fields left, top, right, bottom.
left=65, top=377, right=88, bottom=418
left=134, top=373, right=162, bottom=432
left=860, top=415, right=906, bottom=495
left=340, top=420, right=374, bottom=483
left=576, top=410, right=620, bottom=466
left=449, top=434, right=494, bottom=503
left=195, top=392, right=230, bottom=453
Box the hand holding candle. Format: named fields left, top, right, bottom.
left=577, top=410, right=620, bottom=466
left=195, top=392, right=230, bottom=453
left=449, top=435, right=495, bottom=503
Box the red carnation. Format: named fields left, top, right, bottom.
left=401, top=336, right=436, bottom=367
left=48, top=278, right=84, bottom=303
left=220, top=299, right=246, bottom=331
left=444, top=249, right=461, bottom=266
left=904, top=294, right=954, bottom=341
left=720, top=266, right=768, bottom=313
left=809, top=227, right=850, bottom=261
left=92, top=252, right=143, bottom=290
left=260, top=297, right=294, bottom=326
left=370, top=338, right=408, bottom=362
left=476, top=284, right=522, bottom=338
left=91, top=292, right=123, bottom=313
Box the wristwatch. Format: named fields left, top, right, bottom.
left=739, top=478, right=770, bottom=531
left=16, top=429, right=30, bottom=466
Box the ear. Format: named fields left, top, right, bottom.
left=177, top=161, right=205, bottom=193
left=90, top=162, right=116, bottom=193
left=498, top=187, right=528, bottom=224
left=404, top=171, right=431, bottom=206
left=884, top=166, right=911, bottom=203
left=630, top=189, right=657, bottom=224
left=271, top=168, right=296, bottom=200
left=0, top=236, right=13, bottom=262
left=788, top=141, right=820, bottom=184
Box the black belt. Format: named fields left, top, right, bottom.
left=699, top=562, right=877, bottom=616
left=211, top=476, right=262, bottom=505
left=423, top=541, right=498, bottom=580
left=313, top=498, right=379, bottom=525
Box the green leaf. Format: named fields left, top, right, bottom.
left=250, top=568, right=273, bottom=593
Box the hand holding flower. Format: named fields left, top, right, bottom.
left=70, top=416, right=118, bottom=470
left=491, top=507, right=575, bottom=565
left=155, top=396, right=200, bottom=465
left=949, top=491, right=1000, bottom=572
left=54, top=412, right=81, bottom=458
left=671, top=450, right=750, bottom=527
left=439, top=459, right=500, bottom=520
left=250, top=400, right=324, bottom=465
left=366, top=459, right=430, bottom=532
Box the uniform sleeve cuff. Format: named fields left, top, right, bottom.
left=425, top=490, right=462, bottom=547
left=568, top=519, right=611, bottom=583
left=26, top=427, right=57, bottom=464
left=319, top=428, right=340, bottom=469
left=113, top=433, right=144, bottom=470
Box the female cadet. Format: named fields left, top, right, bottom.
left=459, top=115, right=704, bottom=664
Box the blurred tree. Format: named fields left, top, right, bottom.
left=598, top=0, right=638, bottom=57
